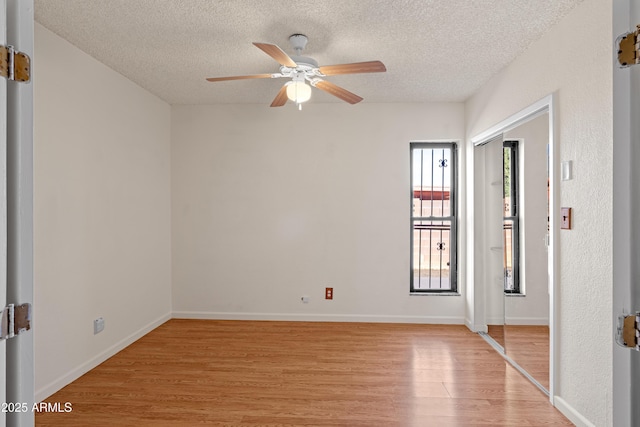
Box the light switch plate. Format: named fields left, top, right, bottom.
left=561, top=207, right=572, bottom=229
left=561, top=161, right=573, bottom=181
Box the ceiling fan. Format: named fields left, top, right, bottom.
left=206, top=34, right=386, bottom=109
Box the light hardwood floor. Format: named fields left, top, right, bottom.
left=36, top=320, right=571, bottom=426
left=505, top=325, right=550, bottom=391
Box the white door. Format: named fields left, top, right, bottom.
left=0, top=0, right=8, bottom=424
left=631, top=3, right=640, bottom=423
left=4, top=0, right=34, bottom=426
left=613, top=1, right=640, bottom=426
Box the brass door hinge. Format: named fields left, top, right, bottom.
left=616, top=312, right=639, bottom=350
left=617, top=25, right=640, bottom=68
left=0, top=303, right=31, bottom=340
left=0, top=45, right=30, bottom=82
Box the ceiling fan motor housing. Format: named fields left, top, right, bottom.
left=282, top=34, right=318, bottom=76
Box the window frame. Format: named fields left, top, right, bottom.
left=409, top=142, right=458, bottom=294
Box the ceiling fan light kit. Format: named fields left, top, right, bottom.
left=286, top=80, right=311, bottom=106
left=206, top=34, right=386, bottom=108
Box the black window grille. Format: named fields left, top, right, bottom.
left=410, top=143, right=457, bottom=293
left=503, top=141, right=520, bottom=293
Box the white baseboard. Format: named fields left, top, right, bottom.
left=172, top=311, right=464, bottom=324
left=35, top=312, right=171, bottom=403
left=554, top=396, right=595, bottom=427
left=505, top=317, right=549, bottom=325
left=486, top=318, right=549, bottom=326
left=465, top=318, right=488, bottom=333
left=486, top=316, right=504, bottom=325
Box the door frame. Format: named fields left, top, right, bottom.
left=470, top=94, right=557, bottom=403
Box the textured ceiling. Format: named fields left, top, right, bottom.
left=34, top=0, right=583, bottom=105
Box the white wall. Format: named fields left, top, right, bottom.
left=171, top=103, right=465, bottom=322
left=504, top=114, right=549, bottom=325
left=33, top=24, right=172, bottom=401
left=465, top=0, right=612, bottom=425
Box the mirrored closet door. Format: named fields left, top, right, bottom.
left=481, top=136, right=506, bottom=350
left=474, top=108, right=551, bottom=396
left=502, top=113, right=550, bottom=392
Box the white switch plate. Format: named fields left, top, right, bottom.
left=561, top=161, right=573, bottom=181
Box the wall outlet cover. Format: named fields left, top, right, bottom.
left=325, top=287, right=333, bottom=300
left=94, top=317, right=105, bottom=334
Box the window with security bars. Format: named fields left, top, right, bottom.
left=503, top=141, right=520, bottom=293
left=410, top=143, right=457, bottom=292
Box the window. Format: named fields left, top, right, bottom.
left=503, top=141, right=520, bottom=293
left=410, top=143, right=457, bottom=293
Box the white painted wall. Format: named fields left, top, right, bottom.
left=465, top=0, right=612, bottom=425
left=33, top=24, right=172, bottom=401
left=504, top=114, right=549, bottom=325
left=171, top=103, right=465, bottom=322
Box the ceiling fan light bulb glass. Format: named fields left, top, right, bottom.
left=286, top=81, right=311, bottom=103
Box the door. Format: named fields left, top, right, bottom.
left=0, top=1, right=7, bottom=425
left=503, top=116, right=551, bottom=394
left=471, top=97, right=556, bottom=400
left=5, top=0, right=35, bottom=426
left=630, top=3, right=640, bottom=423
left=613, top=1, right=640, bottom=425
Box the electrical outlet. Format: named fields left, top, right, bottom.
left=325, top=287, right=333, bottom=300
left=301, top=295, right=310, bottom=304
left=93, top=317, right=104, bottom=334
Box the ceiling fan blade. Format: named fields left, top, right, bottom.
left=253, top=42, right=297, bottom=68
left=270, top=85, right=289, bottom=107
left=318, top=60, right=386, bottom=76
left=206, top=73, right=274, bottom=82
left=313, top=80, right=363, bottom=104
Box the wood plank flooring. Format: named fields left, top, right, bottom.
left=505, top=325, right=550, bottom=390
left=486, top=324, right=505, bottom=349
left=36, top=320, right=572, bottom=426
